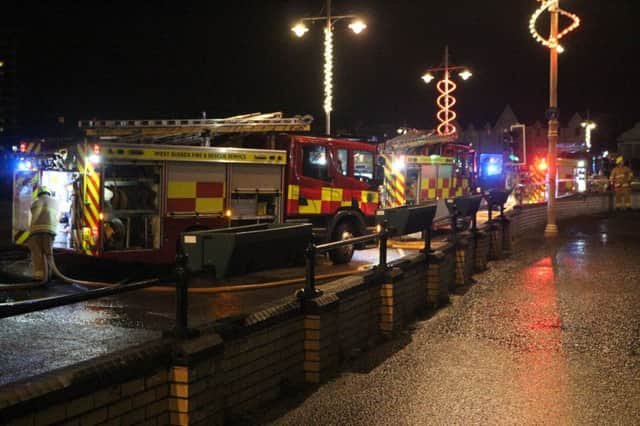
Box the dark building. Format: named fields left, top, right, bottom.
left=0, top=31, right=18, bottom=145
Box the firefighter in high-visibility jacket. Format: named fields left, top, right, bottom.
left=609, top=156, right=633, bottom=210
left=28, top=186, right=58, bottom=281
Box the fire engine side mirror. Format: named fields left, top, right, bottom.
left=376, top=156, right=386, bottom=167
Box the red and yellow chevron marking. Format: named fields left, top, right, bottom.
left=12, top=171, right=40, bottom=244
left=286, top=184, right=379, bottom=216
left=78, top=144, right=101, bottom=256
left=527, top=164, right=547, bottom=204
left=167, top=181, right=224, bottom=213
left=382, top=154, right=405, bottom=208
left=419, top=174, right=469, bottom=201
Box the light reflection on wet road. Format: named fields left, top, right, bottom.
left=258, top=212, right=640, bottom=425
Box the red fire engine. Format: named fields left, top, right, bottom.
left=379, top=130, right=476, bottom=208
left=13, top=113, right=380, bottom=266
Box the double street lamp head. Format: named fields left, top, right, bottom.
left=291, top=19, right=367, bottom=38
left=421, top=69, right=472, bottom=84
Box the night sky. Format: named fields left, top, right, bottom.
left=2, top=0, right=639, bottom=146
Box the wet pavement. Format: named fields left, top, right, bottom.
left=258, top=211, right=640, bottom=425
left=0, top=245, right=409, bottom=387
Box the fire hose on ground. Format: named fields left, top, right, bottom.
left=0, top=254, right=139, bottom=290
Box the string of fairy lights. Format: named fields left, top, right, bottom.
left=323, top=26, right=334, bottom=115
left=529, top=0, right=580, bottom=53
left=436, top=75, right=457, bottom=136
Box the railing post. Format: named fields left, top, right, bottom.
left=471, top=209, right=477, bottom=234
left=423, top=225, right=432, bottom=255
left=378, top=220, right=388, bottom=271
left=301, top=241, right=318, bottom=299
left=174, top=250, right=189, bottom=337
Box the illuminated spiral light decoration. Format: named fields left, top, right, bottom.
left=529, top=0, right=580, bottom=52
left=323, top=26, right=333, bottom=114
left=436, top=74, right=457, bottom=136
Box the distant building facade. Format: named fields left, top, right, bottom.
left=457, top=106, right=590, bottom=162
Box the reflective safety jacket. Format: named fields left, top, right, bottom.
left=610, top=165, right=633, bottom=190
left=30, top=194, right=58, bottom=235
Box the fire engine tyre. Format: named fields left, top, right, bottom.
left=329, top=222, right=355, bottom=264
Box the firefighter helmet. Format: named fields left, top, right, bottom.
left=616, top=156, right=624, bottom=165
left=36, top=186, right=51, bottom=196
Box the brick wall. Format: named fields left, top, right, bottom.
left=0, top=193, right=616, bottom=425
left=2, top=341, right=172, bottom=426
left=510, top=193, right=610, bottom=241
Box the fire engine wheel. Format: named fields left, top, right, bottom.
left=329, top=222, right=355, bottom=265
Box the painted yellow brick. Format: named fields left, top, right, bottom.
left=171, top=366, right=189, bottom=383
left=170, top=411, right=189, bottom=426
left=303, top=340, right=320, bottom=351
left=303, top=361, right=321, bottom=372
left=380, top=286, right=393, bottom=297
left=304, top=317, right=321, bottom=329
left=379, top=305, right=394, bottom=316
left=169, top=397, right=189, bottom=413
left=170, top=383, right=189, bottom=398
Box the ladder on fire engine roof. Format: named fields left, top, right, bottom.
left=384, top=129, right=456, bottom=152
left=78, top=112, right=313, bottom=142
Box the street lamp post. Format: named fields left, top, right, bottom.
left=529, top=0, right=580, bottom=237
left=292, top=0, right=366, bottom=136
left=421, top=46, right=472, bottom=137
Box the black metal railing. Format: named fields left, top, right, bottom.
left=298, top=228, right=389, bottom=300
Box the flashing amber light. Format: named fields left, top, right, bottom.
left=225, top=209, right=232, bottom=218
left=93, top=144, right=101, bottom=154
left=99, top=212, right=104, bottom=221
left=91, top=226, right=99, bottom=237
left=375, top=224, right=382, bottom=233
left=19, top=142, right=27, bottom=153
left=537, top=158, right=548, bottom=172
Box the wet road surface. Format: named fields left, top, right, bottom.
left=0, top=246, right=409, bottom=386
left=258, top=212, right=640, bottom=425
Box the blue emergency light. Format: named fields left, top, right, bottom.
left=479, top=153, right=503, bottom=177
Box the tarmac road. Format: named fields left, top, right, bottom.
left=258, top=211, right=640, bottom=425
